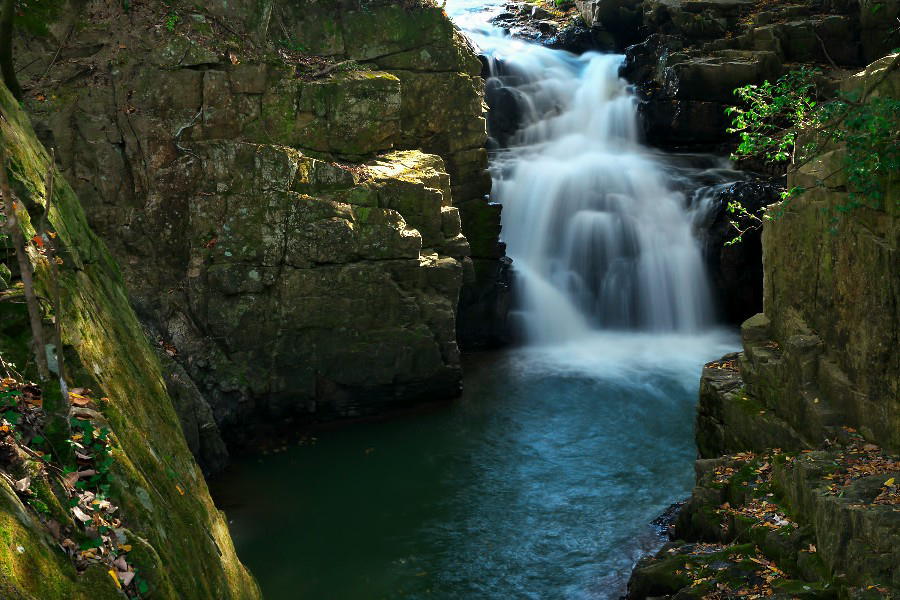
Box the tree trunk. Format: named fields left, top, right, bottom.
left=0, top=146, right=47, bottom=379
left=0, top=0, right=21, bottom=101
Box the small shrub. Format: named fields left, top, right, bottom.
left=723, top=59, right=900, bottom=241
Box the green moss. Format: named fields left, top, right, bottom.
left=0, top=83, right=260, bottom=598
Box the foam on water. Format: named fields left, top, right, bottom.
left=447, top=0, right=736, bottom=355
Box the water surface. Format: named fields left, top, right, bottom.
left=214, top=2, right=744, bottom=596
left=215, top=334, right=736, bottom=599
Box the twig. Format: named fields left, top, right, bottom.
left=311, top=60, right=353, bottom=79
left=0, top=353, right=23, bottom=381
left=813, top=32, right=839, bottom=71
left=173, top=108, right=203, bottom=162
left=36, top=25, right=74, bottom=83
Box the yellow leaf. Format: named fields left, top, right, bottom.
left=885, top=477, right=895, bottom=487
left=119, top=544, right=132, bottom=552
left=175, top=484, right=184, bottom=496
left=108, top=570, right=121, bottom=589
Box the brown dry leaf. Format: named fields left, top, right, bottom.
left=69, top=393, right=91, bottom=407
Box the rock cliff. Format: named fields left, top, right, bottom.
left=0, top=83, right=259, bottom=599
left=627, top=55, right=899, bottom=599
left=617, top=0, right=899, bottom=152
left=15, top=0, right=504, bottom=459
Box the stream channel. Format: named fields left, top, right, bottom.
left=213, top=2, right=745, bottom=597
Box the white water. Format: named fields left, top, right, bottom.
left=447, top=1, right=734, bottom=354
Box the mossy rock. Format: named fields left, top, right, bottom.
left=0, top=84, right=260, bottom=598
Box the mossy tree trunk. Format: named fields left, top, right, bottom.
left=0, top=146, right=47, bottom=379
left=0, top=0, right=21, bottom=100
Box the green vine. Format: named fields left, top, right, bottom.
left=723, top=57, right=900, bottom=241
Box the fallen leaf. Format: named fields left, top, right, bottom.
left=71, top=506, right=92, bottom=522
left=108, top=569, right=122, bottom=589
left=885, top=477, right=895, bottom=487
left=13, top=476, right=30, bottom=492
left=69, top=393, right=91, bottom=407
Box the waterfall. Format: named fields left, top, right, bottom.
left=449, top=2, right=715, bottom=345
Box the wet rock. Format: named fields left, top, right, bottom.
left=696, top=180, right=780, bottom=325
left=663, top=50, right=783, bottom=103
left=531, top=5, right=552, bottom=19
left=537, top=20, right=558, bottom=35
left=457, top=255, right=514, bottom=349
left=544, top=19, right=613, bottom=53
left=485, top=79, right=523, bottom=147
left=574, top=0, right=644, bottom=47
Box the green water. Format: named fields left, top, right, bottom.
left=213, top=333, right=736, bottom=599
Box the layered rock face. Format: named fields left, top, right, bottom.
left=17, top=0, right=502, bottom=456
left=0, top=85, right=259, bottom=600
left=620, top=0, right=899, bottom=152
left=609, top=0, right=898, bottom=326
left=701, top=56, right=900, bottom=455
left=628, top=56, right=899, bottom=599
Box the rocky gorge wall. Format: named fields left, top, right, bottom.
left=492, top=0, right=899, bottom=326
left=627, top=55, right=899, bottom=599
left=14, top=0, right=505, bottom=465
left=0, top=84, right=259, bottom=599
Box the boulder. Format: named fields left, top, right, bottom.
left=575, top=0, right=644, bottom=47
left=663, top=50, right=783, bottom=103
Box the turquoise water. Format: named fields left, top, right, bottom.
left=214, top=334, right=736, bottom=599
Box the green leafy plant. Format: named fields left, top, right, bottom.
left=723, top=58, right=900, bottom=242
left=164, top=11, right=180, bottom=32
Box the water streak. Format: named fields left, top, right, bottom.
left=448, top=2, right=715, bottom=343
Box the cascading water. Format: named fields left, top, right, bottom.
left=218, top=5, right=746, bottom=599
left=451, top=3, right=714, bottom=343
